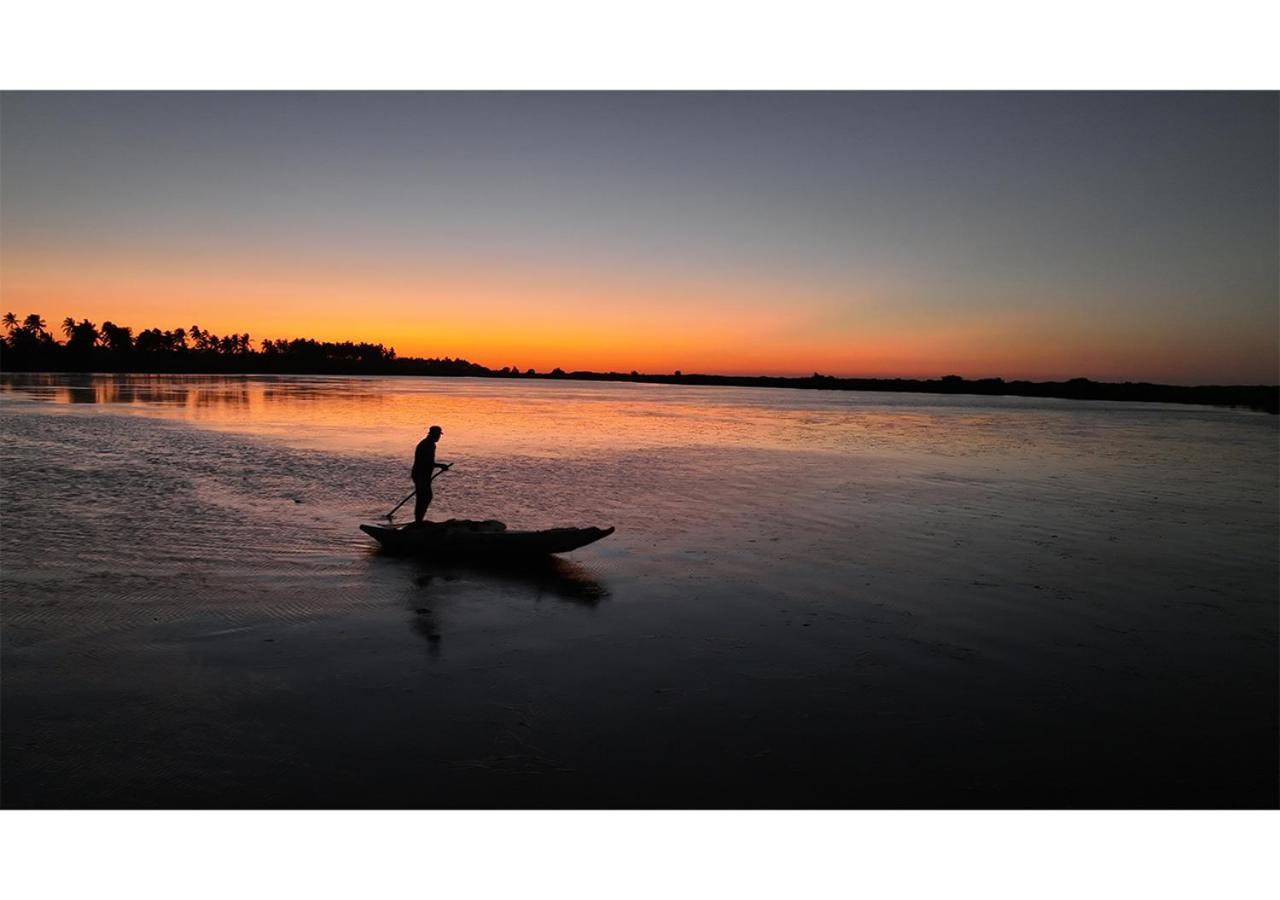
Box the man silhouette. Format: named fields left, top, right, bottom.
left=412, top=425, right=450, bottom=522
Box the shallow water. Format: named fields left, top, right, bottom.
left=2, top=373, right=1276, bottom=807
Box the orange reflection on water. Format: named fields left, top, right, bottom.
left=4, top=372, right=1251, bottom=488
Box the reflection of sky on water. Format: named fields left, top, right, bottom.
left=3, top=373, right=1270, bottom=481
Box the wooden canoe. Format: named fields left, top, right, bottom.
left=360, top=519, right=615, bottom=558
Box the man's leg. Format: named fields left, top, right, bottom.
left=413, top=484, right=432, bottom=522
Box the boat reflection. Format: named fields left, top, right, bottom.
left=397, top=554, right=608, bottom=605
left=369, top=552, right=609, bottom=653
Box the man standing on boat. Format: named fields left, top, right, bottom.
left=412, top=425, right=451, bottom=523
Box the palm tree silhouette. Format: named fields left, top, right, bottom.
left=22, top=314, right=47, bottom=337
left=3, top=312, right=19, bottom=332
left=100, top=321, right=133, bottom=352
left=60, top=319, right=100, bottom=355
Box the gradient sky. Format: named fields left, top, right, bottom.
left=1, top=92, right=1276, bottom=383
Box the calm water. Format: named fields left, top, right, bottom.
left=2, top=373, right=1276, bottom=807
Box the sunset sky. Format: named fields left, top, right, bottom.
left=1, top=91, right=1276, bottom=383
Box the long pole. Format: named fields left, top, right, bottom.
left=384, top=465, right=452, bottom=520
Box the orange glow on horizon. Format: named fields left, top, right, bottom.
left=2, top=248, right=1274, bottom=385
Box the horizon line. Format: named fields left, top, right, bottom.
left=3, top=311, right=1275, bottom=389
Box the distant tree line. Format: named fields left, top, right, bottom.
left=0, top=312, right=492, bottom=376
left=2, top=310, right=1275, bottom=412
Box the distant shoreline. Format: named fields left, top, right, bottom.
left=3, top=365, right=1276, bottom=414
left=3, top=315, right=1275, bottom=414
left=531, top=371, right=1280, bottom=414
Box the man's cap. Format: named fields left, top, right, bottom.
left=428, top=425, right=443, bottom=435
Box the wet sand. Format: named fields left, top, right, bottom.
left=2, top=374, right=1276, bottom=807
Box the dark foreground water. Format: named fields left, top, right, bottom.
left=1, top=374, right=1276, bottom=808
